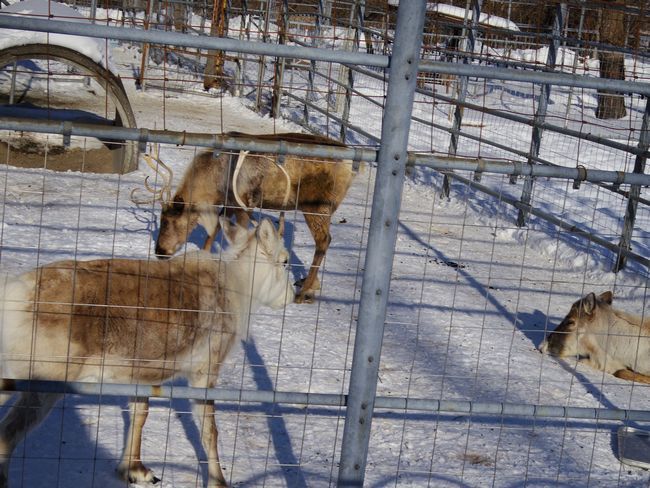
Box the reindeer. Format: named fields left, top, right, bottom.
left=0, top=217, right=293, bottom=488
left=136, top=132, right=357, bottom=304
left=540, top=291, right=650, bottom=384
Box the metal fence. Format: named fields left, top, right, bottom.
left=1, top=0, right=650, bottom=486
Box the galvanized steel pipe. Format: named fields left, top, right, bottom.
left=4, top=379, right=650, bottom=423
left=2, top=117, right=650, bottom=186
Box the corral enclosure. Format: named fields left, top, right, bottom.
left=0, top=0, right=650, bottom=486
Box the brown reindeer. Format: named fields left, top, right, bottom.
left=0, top=217, right=293, bottom=488
left=540, top=291, right=650, bottom=384
left=141, top=132, right=357, bottom=304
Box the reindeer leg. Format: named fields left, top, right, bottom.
left=295, top=210, right=331, bottom=304
left=614, top=369, right=650, bottom=384
left=189, top=374, right=228, bottom=488
left=0, top=391, right=61, bottom=487
left=203, top=218, right=222, bottom=251
left=200, top=205, right=225, bottom=252
left=204, top=207, right=254, bottom=252
left=0, top=380, right=14, bottom=413
left=117, top=397, right=160, bottom=484
left=232, top=208, right=251, bottom=228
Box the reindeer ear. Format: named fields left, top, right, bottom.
left=256, top=218, right=277, bottom=254
left=598, top=291, right=613, bottom=305
left=582, top=293, right=597, bottom=315
left=278, top=212, right=285, bottom=238
left=220, top=217, right=245, bottom=246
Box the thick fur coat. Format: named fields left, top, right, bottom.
left=0, top=218, right=292, bottom=487
left=154, top=132, right=356, bottom=303
left=541, top=291, right=650, bottom=383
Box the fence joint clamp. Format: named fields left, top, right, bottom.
left=62, top=121, right=73, bottom=147
left=138, top=128, right=149, bottom=153
left=612, top=171, right=626, bottom=191
left=277, top=139, right=287, bottom=165
left=474, top=158, right=486, bottom=182
left=573, top=165, right=587, bottom=189
left=352, top=147, right=364, bottom=172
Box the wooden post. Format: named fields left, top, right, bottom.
left=136, top=0, right=154, bottom=89
left=204, top=0, right=228, bottom=90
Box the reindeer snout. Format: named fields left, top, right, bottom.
left=154, top=245, right=173, bottom=259
left=539, top=340, right=549, bottom=354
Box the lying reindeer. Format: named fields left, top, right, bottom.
left=135, top=132, right=356, bottom=304
left=540, top=291, right=650, bottom=384
left=0, top=217, right=293, bottom=488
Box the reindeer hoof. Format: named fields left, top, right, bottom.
left=294, top=278, right=321, bottom=291
left=294, top=291, right=315, bottom=304
left=118, top=463, right=160, bottom=485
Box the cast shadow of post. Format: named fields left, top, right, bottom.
left=2, top=394, right=130, bottom=487
left=147, top=341, right=307, bottom=486
left=241, top=337, right=308, bottom=487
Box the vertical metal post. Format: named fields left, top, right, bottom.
left=89, top=0, right=97, bottom=21
left=615, top=98, right=650, bottom=271
left=255, top=0, right=273, bottom=111
left=441, top=0, right=482, bottom=198
left=304, top=0, right=323, bottom=125
left=322, top=0, right=332, bottom=22
left=8, top=60, right=17, bottom=105
left=516, top=3, right=566, bottom=227
left=234, top=0, right=250, bottom=98
left=339, top=0, right=364, bottom=142
left=336, top=1, right=427, bottom=486
left=563, top=1, right=586, bottom=128
left=86, top=0, right=98, bottom=87
left=271, top=0, right=289, bottom=118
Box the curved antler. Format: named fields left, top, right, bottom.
left=130, top=145, right=174, bottom=205
left=232, top=151, right=291, bottom=210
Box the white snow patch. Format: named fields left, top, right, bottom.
left=0, top=0, right=114, bottom=73
left=427, top=3, right=520, bottom=32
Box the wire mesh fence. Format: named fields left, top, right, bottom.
left=0, top=0, right=650, bottom=486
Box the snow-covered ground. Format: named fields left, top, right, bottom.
left=1, top=2, right=650, bottom=487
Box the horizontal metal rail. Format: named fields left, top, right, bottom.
left=1, top=15, right=650, bottom=95
left=286, top=63, right=650, bottom=208
left=0, top=116, right=377, bottom=162
left=286, top=68, right=650, bottom=206
left=3, top=379, right=650, bottom=422
left=283, top=91, right=381, bottom=144
left=447, top=171, right=650, bottom=270
left=2, top=117, right=650, bottom=187
left=419, top=60, right=650, bottom=96
left=0, top=14, right=389, bottom=67
left=342, top=65, right=649, bottom=162
left=411, top=153, right=650, bottom=187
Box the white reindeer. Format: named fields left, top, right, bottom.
left=540, top=291, right=650, bottom=383
left=0, top=217, right=293, bottom=488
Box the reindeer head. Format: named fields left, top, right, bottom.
left=221, top=216, right=293, bottom=309
left=131, top=148, right=216, bottom=258
left=540, top=291, right=614, bottom=357
left=155, top=195, right=200, bottom=257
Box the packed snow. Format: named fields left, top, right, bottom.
left=426, top=3, right=521, bottom=32
left=0, top=1, right=649, bottom=487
